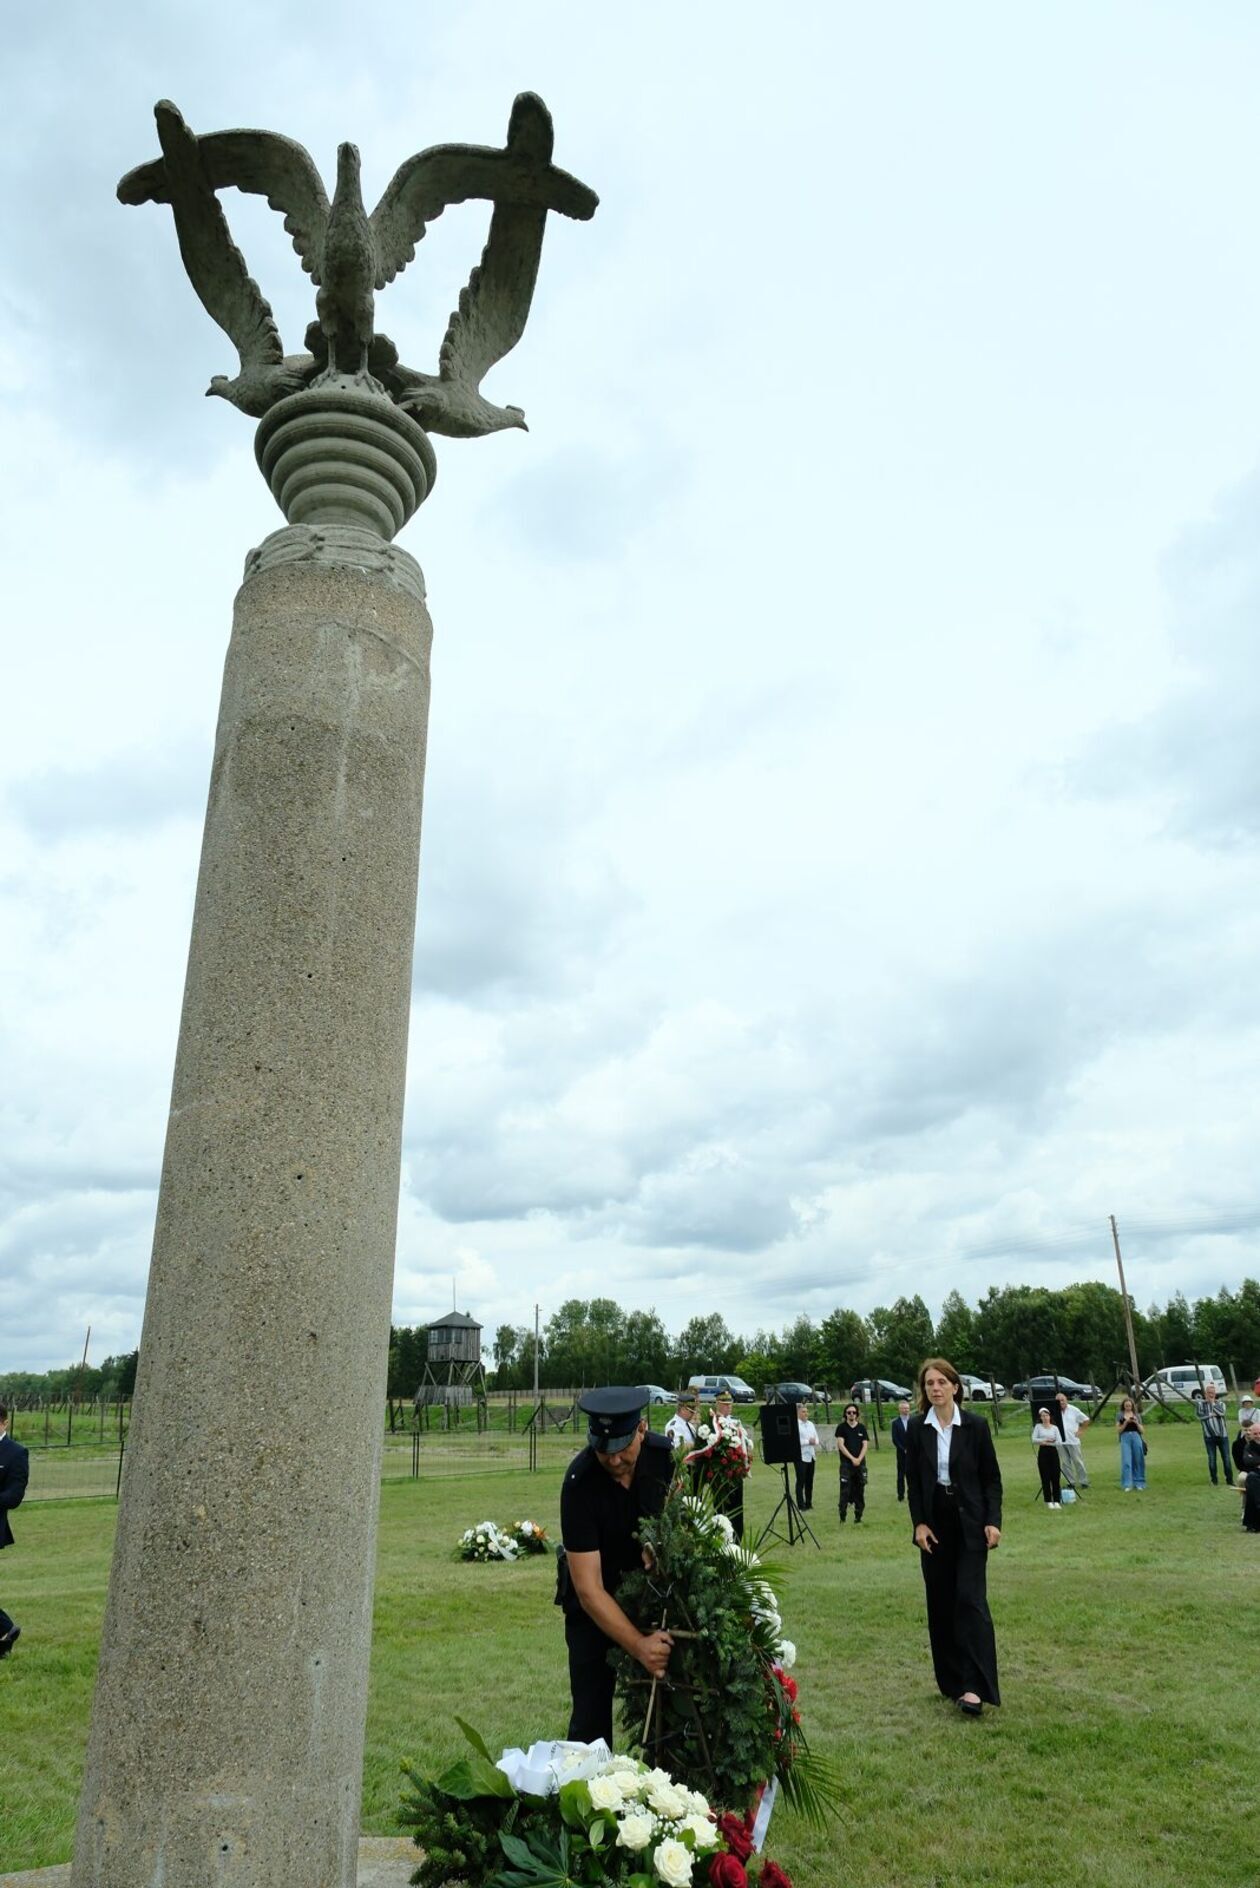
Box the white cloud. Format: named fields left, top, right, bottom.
left=5, top=3, right=1260, bottom=1369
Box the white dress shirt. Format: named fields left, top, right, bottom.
left=665, top=1413, right=697, bottom=1449
left=796, top=1419, right=819, bottom=1463
left=925, top=1404, right=961, bottom=1483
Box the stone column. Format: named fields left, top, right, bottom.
left=73, top=394, right=437, bottom=1888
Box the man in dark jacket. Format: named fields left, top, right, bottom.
left=557, top=1387, right=675, bottom=1744
left=890, top=1398, right=911, bottom=1502
left=1237, top=1413, right=1260, bottom=1533
left=0, top=1401, right=30, bottom=1656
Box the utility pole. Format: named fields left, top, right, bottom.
left=1110, top=1215, right=1143, bottom=1394
left=533, top=1303, right=541, bottom=1403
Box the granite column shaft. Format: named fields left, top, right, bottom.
left=72, top=528, right=432, bottom=1888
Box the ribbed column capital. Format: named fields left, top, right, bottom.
left=255, top=387, right=437, bottom=540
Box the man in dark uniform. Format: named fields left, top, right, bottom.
left=890, top=1397, right=911, bottom=1502
left=0, top=1401, right=30, bottom=1657
left=557, top=1387, right=676, bottom=1745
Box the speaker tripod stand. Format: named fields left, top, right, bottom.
left=755, top=1463, right=820, bottom=1551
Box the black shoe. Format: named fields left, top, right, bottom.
left=955, top=1696, right=983, bottom=1717
left=0, top=1626, right=20, bottom=1658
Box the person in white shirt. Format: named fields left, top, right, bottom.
left=1055, top=1392, right=1091, bottom=1489
left=905, top=1359, right=1002, bottom=1715
left=664, top=1391, right=699, bottom=1454
left=794, top=1400, right=819, bottom=1511
left=1031, top=1408, right=1063, bottom=1506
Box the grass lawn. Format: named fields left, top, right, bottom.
left=2, top=1419, right=1256, bottom=1886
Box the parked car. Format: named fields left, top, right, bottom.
left=642, top=1384, right=675, bottom=1406
left=1140, top=1364, right=1228, bottom=1403
left=850, top=1377, right=913, bottom=1404
left=957, top=1374, right=1007, bottom=1401
left=769, top=1381, right=815, bottom=1403
left=1011, top=1375, right=1099, bottom=1403
left=686, top=1373, right=758, bottom=1404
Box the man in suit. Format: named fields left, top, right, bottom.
left=890, top=1397, right=911, bottom=1502
left=905, top=1360, right=1002, bottom=1715
left=0, top=1401, right=30, bottom=1656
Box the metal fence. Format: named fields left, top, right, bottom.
left=14, top=1402, right=588, bottom=1503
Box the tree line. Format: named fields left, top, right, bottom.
left=0, top=1350, right=139, bottom=1406
left=389, top=1277, right=1260, bottom=1398
left=9, top=1277, right=1258, bottom=1406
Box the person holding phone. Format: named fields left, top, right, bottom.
left=1115, top=1396, right=1146, bottom=1491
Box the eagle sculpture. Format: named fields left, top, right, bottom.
left=119, top=94, right=598, bottom=432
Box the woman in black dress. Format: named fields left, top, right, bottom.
left=904, top=1357, right=1002, bottom=1716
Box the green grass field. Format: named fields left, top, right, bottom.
left=2, top=1420, right=1256, bottom=1887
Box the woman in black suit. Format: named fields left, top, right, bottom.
left=904, top=1357, right=1002, bottom=1716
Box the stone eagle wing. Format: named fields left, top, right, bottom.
left=129, top=102, right=285, bottom=375
left=435, top=198, right=548, bottom=393
left=120, top=124, right=330, bottom=281
left=370, top=94, right=597, bottom=292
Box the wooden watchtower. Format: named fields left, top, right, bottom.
left=415, top=1309, right=487, bottom=1408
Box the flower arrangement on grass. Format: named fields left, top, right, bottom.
left=506, top=1519, right=550, bottom=1555
left=400, top=1721, right=796, bottom=1888
left=611, top=1489, right=837, bottom=1825
left=458, top=1521, right=519, bottom=1563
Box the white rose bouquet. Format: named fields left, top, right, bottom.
left=402, top=1723, right=805, bottom=1888
left=457, top=1520, right=519, bottom=1563
left=489, top=1750, right=722, bottom=1887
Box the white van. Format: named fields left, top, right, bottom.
left=686, top=1373, right=757, bottom=1404
left=1140, top=1364, right=1227, bottom=1403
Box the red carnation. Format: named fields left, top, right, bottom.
left=708, top=1856, right=749, bottom=1888
left=758, top=1863, right=794, bottom=1888
left=780, top=1673, right=798, bottom=1703
left=716, top=1813, right=754, bottom=1862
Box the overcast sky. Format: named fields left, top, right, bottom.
left=4, top=3, right=1260, bottom=1373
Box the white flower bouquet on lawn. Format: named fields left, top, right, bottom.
left=458, top=1521, right=519, bottom=1563
left=506, top=1519, right=551, bottom=1555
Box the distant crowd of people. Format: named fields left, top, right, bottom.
left=1021, top=1380, right=1260, bottom=1528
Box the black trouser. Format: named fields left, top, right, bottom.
left=918, top=1485, right=1000, bottom=1705
left=1242, top=1472, right=1260, bottom=1533
left=716, top=1482, right=744, bottom=1541
left=1037, top=1445, right=1062, bottom=1504
left=839, top=1461, right=865, bottom=1521
left=565, top=1610, right=616, bottom=1746
left=895, top=1447, right=907, bottom=1501
left=794, top=1460, right=815, bottom=1509
left=0, top=1606, right=13, bottom=1636
left=1204, top=1433, right=1233, bottom=1484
